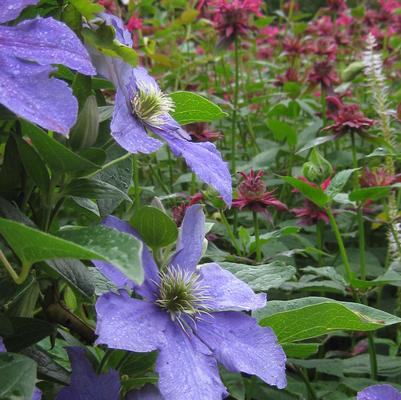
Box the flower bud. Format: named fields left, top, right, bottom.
left=69, top=95, right=99, bottom=150
left=302, top=148, right=333, bottom=182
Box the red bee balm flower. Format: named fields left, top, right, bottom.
left=211, top=0, right=263, bottom=44
left=292, top=177, right=331, bottom=226
left=323, top=96, right=375, bottom=137
left=232, top=170, right=288, bottom=216
left=360, top=167, right=401, bottom=187
left=308, top=61, right=340, bottom=89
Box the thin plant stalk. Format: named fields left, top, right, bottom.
left=219, top=210, right=241, bottom=255
left=253, top=211, right=261, bottom=262
left=231, top=37, right=240, bottom=172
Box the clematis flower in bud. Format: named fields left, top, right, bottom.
left=323, top=96, right=375, bottom=137
left=93, top=205, right=287, bottom=400
left=232, top=170, right=288, bottom=217
left=210, top=0, right=263, bottom=45
left=357, top=384, right=401, bottom=400
left=0, top=0, right=95, bottom=134
left=89, top=14, right=232, bottom=205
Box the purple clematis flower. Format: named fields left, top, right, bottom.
left=93, top=205, right=286, bottom=400
left=89, top=14, right=232, bottom=205
left=0, top=0, right=96, bottom=134
left=0, top=336, right=42, bottom=400
left=56, top=347, right=120, bottom=400
left=357, top=384, right=401, bottom=400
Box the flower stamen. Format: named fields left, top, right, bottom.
left=131, top=81, right=175, bottom=128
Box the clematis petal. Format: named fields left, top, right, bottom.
left=357, top=384, right=401, bottom=400
left=56, top=347, right=120, bottom=400
left=99, top=13, right=133, bottom=47
left=95, top=292, right=167, bottom=352
left=32, top=388, right=42, bottom=400
left=126, top=384, right=163, bottom=400
left=196, top=312, right=287, bottom=390
left=199, top=263, right=266, bottom=311
left=0, top=337, right=5, bottom=352
left=93, top=215, right=160, bottom=299
left=156, top=131, right=232, bottom=206
left=0, top=55, right=77, bottom=134
left=156, top=323, right=228, bottom=400
left=0, top=0, right=38, bottom=23
left=170, top=205, right=205, bottom=273
left=111, top=89, right=164, bottom=154
left=0, top=18, right=95, bottom=75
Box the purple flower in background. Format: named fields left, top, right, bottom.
left=56, top=347, right=120, bottom=400
left=94, top=205, right=286, bottom=400
left=357, top=384, right=401, bottom=400
left=89, top=14, right=232, bottom=205
left=0, top=336, right=42, bottom=400
left=0, top=0, right=95, bottom=134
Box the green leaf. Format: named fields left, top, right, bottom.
left=14, top=135, right=50, bottom=193
left=70, top=0, right=104, bottom=20
left=4, top=317, right=56, bottom=352
left=297, top=135, right=334, bottom=154
left=342, top=61, right=365, bottom=82
left=0, top=218, right=143, bottom=284
left=282, top=176, right=329, bottom=207
left=131, top=206, right=178, bottom=249
left=82, top=23, right=138, bottom=67
left=169, top=91, right=227, bottom=125
left=45, top=259, right=95, bottom=299
left=64, top=178, right=132, bottom=202
left=266, top=119, right=297, bottom=146
left=349, top=186, right=391, bottom=202
left=96, top=144, right=133, bottom=217
left=0, top=353, right=37, bottom=399
left=22, top=121, right=100, bottom=174
left=220, top=261, right=296, bottom=292
left=282, top=343, right=320, bottom=359
left=325, top=168, right=358, bottom=199
left=255, top=297, right=401, bottom=344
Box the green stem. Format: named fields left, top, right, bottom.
left=253, top=211, right=261, bottom=262
left=97, top=349, right=113, bottom=374
left=351, top=133, right=366, bottom=280
left=0, top=251, right=31, bottom=285
left=231, top=37, right=240, bottom=173
left=320, top=85, right=327, bottom=128
left=219, top=210, right=241, bottom=255
left=133, top=155, right=141, bottom=211
left=299, top=368, right=318, bottom=400
left=316, top=220, right=324, bottom=267
left=86, top=152, right=132, bottom=179
left=367, top=332, right=378, bottom=379
left=325, top=208, right=354, bottom=284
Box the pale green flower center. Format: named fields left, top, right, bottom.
left=131, top=81, right=175, bottom=127
left=155, top=267, right=211, bottom=330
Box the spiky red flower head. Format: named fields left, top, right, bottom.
left=323, top=96, right=375, bottom=137
left=327, top=0, right=348, bottom=12
left=98, top=0, right=116, bottom=13
left=172, top=193, right=204, bottom=226
left=275, top=67, right=300, bottom=87
left=211, top=0, right=263, bottom=44
left=308, top=16, right=334, bottom=36
left=187, top=123, right=223, bottom=143
left=127, top=15, right=143, bottom=32
left=308, top=61, right=340, bottom=89
left=360, top=167, right=401, bottom=187
left=293, top=200, right=330, bottom=226
left=309, top=37, right=338, bottom=59
left=292, top=177, right=331, bottom=226
left=282, top=36, right=306, bottom=56
left=232, top=170, right=288, bottom=215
